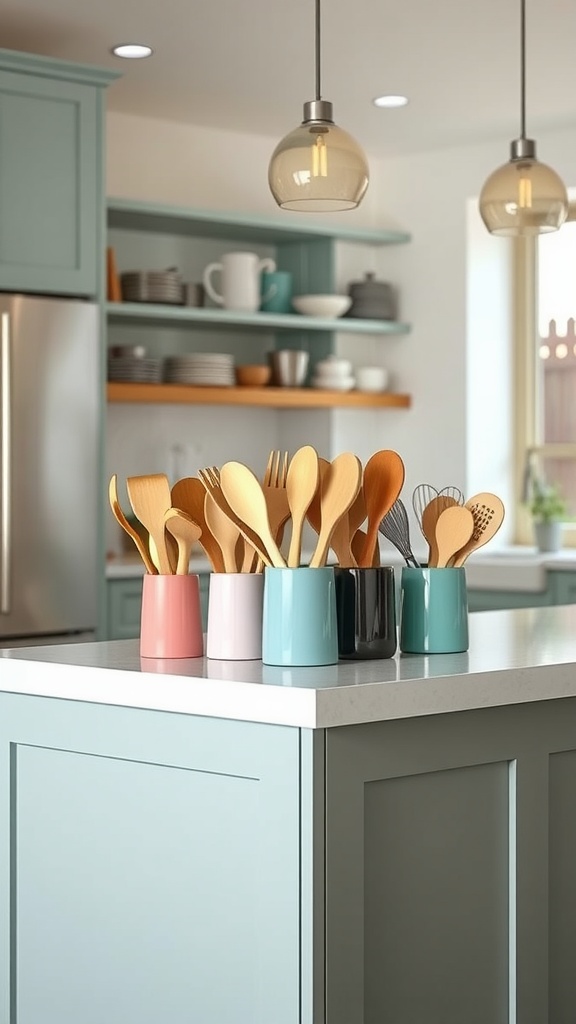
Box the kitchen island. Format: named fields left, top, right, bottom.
left=2, top=606, right=576, bottom=1024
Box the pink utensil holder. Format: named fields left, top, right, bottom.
left=206, top=572, right=264, bottom=660
left=140, top=573, right=204, bottom=659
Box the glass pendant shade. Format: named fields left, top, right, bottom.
left=269, top=112, right=369, bottom=212
left=479, top=150, right=568, bottom=236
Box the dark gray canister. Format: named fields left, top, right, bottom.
left=335, top=566, right=397, bottom=660
left=347, top=272, right=397, bottom=320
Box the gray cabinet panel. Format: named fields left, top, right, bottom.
left=0, top=695, right=300, bottom=1024
left=549, top=749, right=576, bottom=1024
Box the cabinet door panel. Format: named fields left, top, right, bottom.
left=0, top=696, right=300, bottom=1024
left=0, top=71, right=98, bottom=294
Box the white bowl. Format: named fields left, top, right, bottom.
left=315, top=355, right=353, bottom=377
left=355, top=366, right=389, bottom=392
left=292, top=294, right=352, bottom=318
left=311, top=375, right=355, bottom=391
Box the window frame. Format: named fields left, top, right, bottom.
left=514, top=204, right=576, bottom=545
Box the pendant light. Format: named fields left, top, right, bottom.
left=479, top=0, right=568, bottom=236
left=268, top=0, right=369, bottom=212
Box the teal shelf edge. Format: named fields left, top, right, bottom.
left=106, top=302, right=411, bottom=336
left=107, top=197, right=411, bottom=246
left=0, top=47, right=120, bottom=86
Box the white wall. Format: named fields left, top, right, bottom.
left=105, top=111, right=576, bottom=553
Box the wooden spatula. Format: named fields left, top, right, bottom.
left=164, top=508, right=202, bottom=574
left=450, top=493, right=505, bottom=567
left=286, top=445, right=319, bottom=567
left=126, top=473, right=173, bottom=574
left=358, top=450, right=405, bottom=568
left=309, top=452, right=362, bottom=568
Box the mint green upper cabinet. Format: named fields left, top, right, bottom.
left=0, top=49, right=118, bottom=296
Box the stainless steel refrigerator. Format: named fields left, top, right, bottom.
left=0, top=294, right=99, bottom=646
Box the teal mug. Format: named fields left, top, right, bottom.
left=262, top=566, right=338, bottom=666
left=399, top=567, right=469, bottom=654
left=260, top=270, right=293, bottom=314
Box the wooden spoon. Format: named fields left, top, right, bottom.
left=286, top=445, right=319, bottom=567
left=204, top=490, right=242, bottom=572
left=108, top=474, right=157, bottom=574
left=305, top=457, right=330, bottom=536
left=171, top=476, right=225, bottom=573
left=358, top=450, right=405, bottom=568
left=330, top=486, right=368, bottom=567
left=450, top=493, right=506, bottom=567
left=218, top=462, right=286, bottom=568
left=309, top=452, right=363, bottom=568
left=422, top=495, right=459, bottom=567
left=164, top=508, right=202, bottom=574
left=434, top=505, right=475, bottom=569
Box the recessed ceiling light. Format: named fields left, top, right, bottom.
left=373, top=94, right=409, bottom=109
left=111, top=43, right=153, bottom=59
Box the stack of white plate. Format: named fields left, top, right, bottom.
left=121, top=270, right=183, bottom=305
left=164, top=353, right=235, bottom=387
left=107, top=356, right=164, bottom=383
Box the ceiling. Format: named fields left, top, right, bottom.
left=1, top=0, right=575, bottom=158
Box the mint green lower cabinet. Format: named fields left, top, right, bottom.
left=3, top=692, right=576, bottom=1022
left=0, top=695, right=301, bottom=1024
left=549, top=571, right=576, bottom=606
left=468, top=587, right=551, bottom=612
left=324, top=699, right=576, bottom=1024
left=106, top=574, right=210, bottom=639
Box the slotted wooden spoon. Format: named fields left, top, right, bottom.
left=164, top=508, right=202, bottom=574
left=171, top=476, right=225, bottom=573
left=286, top=445, right=319, bottom=567
left=358, top=450, right=405, bottom=568
left=108, top=474, right=157, bottom=574
left=309, top=452, right=363, bottom=568
left=219, top=462, right=286, bottom=568
left=450, top=493, right=506, bottom=567
left=434, top=505, right=475, bottom=568
left=127, top=473, right=173, bottom=574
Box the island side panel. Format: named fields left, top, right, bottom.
left=324, top=697, right=576, bottom=1024
left=0, top=692, right=301, bottom=1024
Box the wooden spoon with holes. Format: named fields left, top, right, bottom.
left=450, top=493, right=506, bottom=567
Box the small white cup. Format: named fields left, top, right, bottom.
left=356, top=365, right=389, bottom=392
left=206, top=573, right=264, bottom=660
left=314, top=355, right=352, bottom=378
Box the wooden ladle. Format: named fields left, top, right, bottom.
left=286, top=445, right=319, bottom=567
left=164, top=508, right=202, bottom=574
left=358, top=450, right=405, bottom=568
left=108, top=474, right=157, bottom=574
left=309, top=452, right=362, bottom=568
left=218, top=462, right=286, bottom=568
left=171, top=476, right=225, bottom=573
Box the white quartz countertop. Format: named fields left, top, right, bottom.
left=3, top=605, right=576, bottom=729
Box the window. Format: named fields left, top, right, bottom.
left=515, top=202, right=576, bottom=544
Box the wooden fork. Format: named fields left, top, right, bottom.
left=262, top=450, right=291, bottom=545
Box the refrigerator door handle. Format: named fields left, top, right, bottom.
left=1, top=312, right=11, bottom=614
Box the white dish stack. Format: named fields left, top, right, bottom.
left=164, top=352, right=235, bottom=387
left=311, top=355, right=355, bottom=391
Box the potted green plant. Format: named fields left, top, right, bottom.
left=528, top=480, right=567, bottom=553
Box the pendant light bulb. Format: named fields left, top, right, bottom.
left=268, top=0, right=369, bottom=211
left=479, top=0, right=567, bottom=236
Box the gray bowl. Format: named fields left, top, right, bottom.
left=268, top=349, right=309, bottom=387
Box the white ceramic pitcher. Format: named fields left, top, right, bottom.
left=202, top=251, right=276, bottom=312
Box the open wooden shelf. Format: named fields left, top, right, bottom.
left=107, top=382, right=412, bottom=410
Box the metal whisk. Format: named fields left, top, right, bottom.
left=379, top=498, right=420, bottom=567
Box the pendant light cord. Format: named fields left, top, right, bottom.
left=315, top=0, right=321, bottom=101
left=520, top=0, right=526, bottom=139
